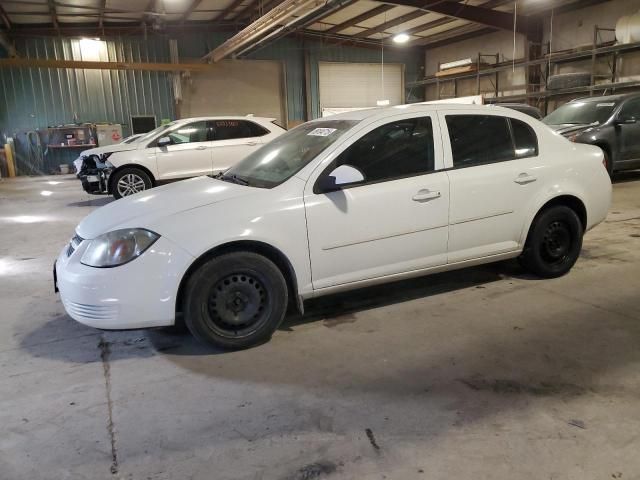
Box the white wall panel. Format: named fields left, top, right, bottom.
left=318, top=62, right=404, bottom=110
left=180, top=59, right=286, bottom=126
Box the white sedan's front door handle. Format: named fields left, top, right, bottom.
left=412, top=189, right=441, bottom=202
left=514, top=173, right=537, bottom=184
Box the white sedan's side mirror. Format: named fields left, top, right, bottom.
left=317, top=164, right=365, bottom=193
left=157, top=136, right=172, bottom=148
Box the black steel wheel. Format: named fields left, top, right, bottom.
left=184, top=252, right=288, bottom=349
left=540, top=220, right=572, bottom=266
left=520, top=205, right=583, bottom=278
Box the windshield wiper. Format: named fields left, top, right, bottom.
left=215, top=172, right=250, bottom=186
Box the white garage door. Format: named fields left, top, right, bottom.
left=319, top=62, right=404, bottom=114
left=180, top=59, right=286, bottom=126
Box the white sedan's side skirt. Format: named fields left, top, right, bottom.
left=306, top=249, right=521, bottom=299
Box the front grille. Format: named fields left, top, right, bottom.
left=67, top=233, right=84, bottom=257
left=62, top=298, right=119, bottom=322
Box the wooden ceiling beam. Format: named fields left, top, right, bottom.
left=6, top=21, right=240, bottom=37
left=0, top=56, right=229, bottom=71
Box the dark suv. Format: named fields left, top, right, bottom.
left=543, top=93, right=640, bottom=175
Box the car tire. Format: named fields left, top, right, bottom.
left=519, top=205, right=584, bottom=278
left=183, top=252, right=288, bottom=349
left=111, top=167, right=153, bottom=199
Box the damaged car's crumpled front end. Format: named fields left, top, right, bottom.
left=79, top=154, right=114, bottom=194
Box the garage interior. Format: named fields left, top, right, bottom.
left=1, top=0, right=640, bottom=478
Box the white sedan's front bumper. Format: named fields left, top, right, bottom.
left=55, top=235, right=194, bottom=330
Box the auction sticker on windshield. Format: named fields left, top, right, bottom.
left=308, top=128, right=337, bottom=137
left=597, top=103, right=615, bottom=107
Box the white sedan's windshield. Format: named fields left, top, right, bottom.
left=223, top=120, right=359, bottom=188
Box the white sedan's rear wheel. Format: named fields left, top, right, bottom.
left=519, top=206, right=583, bottom=278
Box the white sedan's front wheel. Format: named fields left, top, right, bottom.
left=183, top=252, right=288, bottom=349
left=112, top=168, right=152, bottom=199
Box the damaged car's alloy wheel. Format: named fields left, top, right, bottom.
left=112, top=168, right=153, bottom=199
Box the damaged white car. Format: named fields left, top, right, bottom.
left=79, top=116, right=285, bottom=199
left=74, top=134, right=142, bottom=177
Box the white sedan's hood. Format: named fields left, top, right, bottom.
left=76, top=177, right=253, bottom=239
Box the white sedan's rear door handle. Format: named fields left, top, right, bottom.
left=412, top=189, right=441, bottom=202
left=195, top=146, right=207, bottom=150
left=514, top=173, right=537, bottom=185
left=246, top=141, right=258, bottom=146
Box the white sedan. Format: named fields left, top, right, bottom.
left=55, top=104, right=611, bottom=349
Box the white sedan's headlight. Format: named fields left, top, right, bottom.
left=81, top=229, right=159, bottom=268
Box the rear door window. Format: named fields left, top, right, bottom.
left=212, top=120, right=266, bottom=140
left=511, top=119, right=538, bottom=158
left=446, top=115, right=515, bottom=167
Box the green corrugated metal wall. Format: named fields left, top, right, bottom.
left=0, top=33, right=424, bottom=174
left=0, top=36, right=175, bottom=174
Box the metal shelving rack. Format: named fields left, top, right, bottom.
left=410, top=26, right=640, bottom=114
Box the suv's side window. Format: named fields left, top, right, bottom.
left=213, top=120, right=267, bottom=140
left=332, top=117, right=435, bottom=184
left=248, top=121, right=270, bottom=137
left=511, top=118, right=538, bottom=158
left=155, top=121, right=209, bottom=146
left=446, top=115, right=514, bottom=167
left=619, top=98, right=640, bottom=119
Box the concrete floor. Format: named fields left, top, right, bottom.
left=1, top=173, right=639, bottom=480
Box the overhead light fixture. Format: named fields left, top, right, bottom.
left=393, top=33, right=410, bottom=44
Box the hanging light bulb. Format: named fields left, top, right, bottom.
left=393, top=33, right=410, bottom=44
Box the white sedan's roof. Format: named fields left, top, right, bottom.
left=317, top=103, right=515, bottom=122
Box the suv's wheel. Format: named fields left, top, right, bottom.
left=183, top=252, right=288, bottom=349
left=111, top=168, right=153, bottom=199
left=519, top=205, right=584, bottom=278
